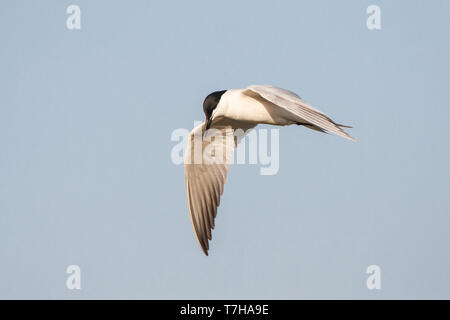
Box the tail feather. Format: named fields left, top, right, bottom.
left=335, top=123, right=352, bottom=128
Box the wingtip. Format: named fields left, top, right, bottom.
left=337, top=127, right=356, bottom=142
left=200, top=241, right=209, bottom=256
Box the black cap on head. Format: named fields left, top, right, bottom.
left=203, top=90, right=227, bottom=121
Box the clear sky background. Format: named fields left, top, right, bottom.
left=0, top=0, right=449, bottom=299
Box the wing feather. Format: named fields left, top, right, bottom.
left=247, top=85, right=356, bottom=141
left=184, top=121, right=255, bottom=255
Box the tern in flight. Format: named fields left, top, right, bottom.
left=184, top=85, right=355, bottom=255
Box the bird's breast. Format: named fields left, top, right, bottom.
left=214, top=89, right=284, bottom=125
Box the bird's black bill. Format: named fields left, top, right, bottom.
left=205, top=118, right=212, bottom=131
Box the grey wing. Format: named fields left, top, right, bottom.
left=184, top=121, right=255, bottom=255
left=247, top=85, right=356, bottom=141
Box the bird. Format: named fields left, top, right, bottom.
left=184, top=85, right=355, bottom=255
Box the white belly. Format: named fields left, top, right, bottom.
left=213, top=89, right=292, bottom=125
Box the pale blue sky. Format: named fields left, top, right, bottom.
left=0, top=0, right=449, bottom=299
